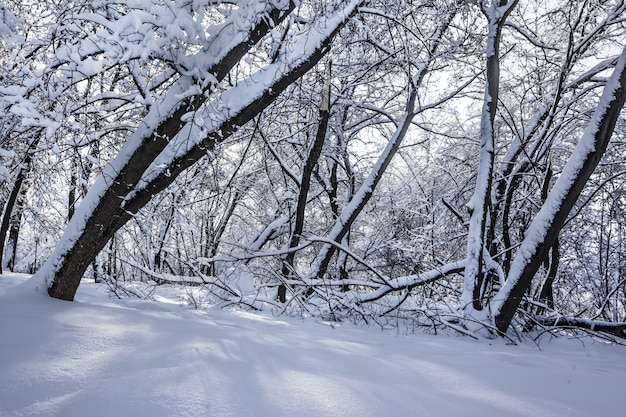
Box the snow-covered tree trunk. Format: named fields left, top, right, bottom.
left=462, top=0, right=517, bottom=312
left=492, top=44, right=626, bottom=334
left=39, top=0, right=362, bottom=301
left=39, top=1, right=294, bottom=300
left=0, top=137, right=38, bottom=273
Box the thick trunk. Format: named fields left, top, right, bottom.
left=42, top=2, right=296, bottom=300
left=493, top=46, right=626, bottom=334
left=42, top=1, right=360, bottom=301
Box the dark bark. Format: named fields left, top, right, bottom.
left=538, top=240, right=559, bottom=309
left=0, top=177, right=25, bottom=274
left=278, top=66, right=331, bottom=302
left=46, top=3, right=355, bottom=301
left=464, top=0, right=517, bottom=311
left=538, top=163, right=558, bottom=309
left=45, top=4, right=295, bottom=300
left=67, top=156, right=77, bottom=222
left=2, top=185, right=26, bottom=272
left=494, top=47, right=626, bottom=334
left=0, top=138, right=38, bottom=273
left=153, top=205, right=176, bottom=272
left=206, top=189, right=242, bottom=276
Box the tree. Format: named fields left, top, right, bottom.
left=30, top=0, right=363, bottom=301
left=335, top=0, right=626, bottom=337
left=1, top=0, right=624, bottom=339
left=492, top=44, right=626, bottom=333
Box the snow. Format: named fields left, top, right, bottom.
left=1, top=273, right=624, bottom=417
left=120, top=0, right=361, bottom=213
left=491, top=45, right=626, bottom=316
left=32, top=0, right=292, bottom=288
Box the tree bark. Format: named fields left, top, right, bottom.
left=42, top=1, right=360, bottom=301
left=492, top=45, right=626, bottom=334
left=462, top=0, right=517, bottom=311
left=42, top=2, right=295, bottom=300
left=278, top=64, right=332, bottom=302
left=0, top=137, right=38, bottom=273
left=538, top=162, right=558, bottom=309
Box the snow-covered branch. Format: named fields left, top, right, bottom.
left=492, top=44, right=626, bottom=333
left=358, top=260, right=466, bottom=303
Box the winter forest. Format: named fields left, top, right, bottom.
left=1, top=0, right=626, bottom=341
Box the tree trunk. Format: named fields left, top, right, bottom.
left=67, top=155, right=78, bottom=222
left=40, top=2, right=296, bottom=300
left=538, top=162, right=558, bottom=309
left=279, top=64, right=332, bottom=302
left=492, top=45, right=626, bottom=334
left=0, top=137, right=38, bottom=273
left=311, top=103, right=416, bottom=280
left=462, top=0, right=518, bottom=311
left=40, top=1, right=360, bottom=301
left=538, top=240, right=559, bottom=309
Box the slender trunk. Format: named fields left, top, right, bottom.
left=335, top=108, right=356, bottom=291
left=207, top=189, right=242, bottom=276
left=462, top=0, right=517, bottom=311
left=154, top=204, right=176, bottom=272
left=312, top=97, right=416, bottom=280
left=67, top=155, right=78, bottom=222
left=0, top=177, right=25, bottom=274
left=5, top=195, right=24, bottom=271
left=538, top=240, right=559, bottom=309
left=537, top=161, right=558, bottom=309
left=0, top=137, right=39, bottom=273
left=279, top=65, right=332, bottom=302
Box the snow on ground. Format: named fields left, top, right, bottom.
left=0, top=273, right=624, bottom=417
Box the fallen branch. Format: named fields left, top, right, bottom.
left=358, top=260, right=466, bottom=303
left=535, top=316, right=626, bottom=340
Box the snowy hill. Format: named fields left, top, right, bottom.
left=0, top=274, right=623, bottom=417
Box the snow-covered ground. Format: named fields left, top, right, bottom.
left=0, top=273, right=623, bottom=417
